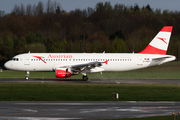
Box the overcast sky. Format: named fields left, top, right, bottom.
left=0, top=0, right=180, bottom=14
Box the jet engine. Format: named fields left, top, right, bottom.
left=55, top=68, right=72, bottom=78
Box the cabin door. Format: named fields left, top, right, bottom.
left=137, top=56, right=143, bottom=65
left=24, top=55, right=30, bottom=65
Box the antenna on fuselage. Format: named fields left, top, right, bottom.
left=28, top=51, right=31, bottom=54
left=103, top=51, right=105, bottom=54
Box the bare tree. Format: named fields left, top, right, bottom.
left=20, top=3, right=25, bottom=15
left=49, top=1, right=55, bottom=13
left=36, top=1, right=44, bottom=16
left=46, top=0, right=51, bottom=14
left=26, top=4, right=32, bottom=15
left=56, top=6, right=61, bottom=14
left=0, top=10, right=5, bottom=17
left=87, top=7, right=94, bottom=16
left=32, top=4, right=37, bottom=16
left=46, top=0, right=61, bottom=14
left=55, top=1, right=61, bottom=14
left=82, top=9, right=87, bottom=18
left=12, top=4, right=20, bottom=15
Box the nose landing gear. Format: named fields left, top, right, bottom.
left=25, top=71, right=30, bottom=80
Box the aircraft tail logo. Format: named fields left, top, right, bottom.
left=157, top=37, right=167, bottom=44
left=139, top=26, right=173, bottom=55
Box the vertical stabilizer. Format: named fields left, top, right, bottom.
left=139, top=26, right=173, bottom=55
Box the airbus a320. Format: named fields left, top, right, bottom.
left=4, top=26, right=175, bottom=81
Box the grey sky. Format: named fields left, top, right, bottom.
left=0, top=0, right=180, bottom=14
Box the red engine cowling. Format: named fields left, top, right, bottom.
left=55, top=68, right=72, bottom=78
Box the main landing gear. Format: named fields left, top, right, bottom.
left=25, top=71, right=30, bottom=80
left=82, top=75, right=88, bottom=81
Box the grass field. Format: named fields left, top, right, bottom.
left=1, top=61, right=180, bottom=79
left=0, top=83, right=180, bottom=101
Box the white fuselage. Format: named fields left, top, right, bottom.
left=4, top=53, right=176, bottom=72
left=3, top=26, right=175, bottom=80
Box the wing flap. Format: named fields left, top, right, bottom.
left=54, top=61, right=107, bottom=74
left=71, top=61, right=99, bottom=68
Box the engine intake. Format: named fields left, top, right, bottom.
left=55, top=68, right=71, bottom=78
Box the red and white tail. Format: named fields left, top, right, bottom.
left=139, top=26, right=173, bottom=55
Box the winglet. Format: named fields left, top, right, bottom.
left=139, top=26, right=173, bottom=55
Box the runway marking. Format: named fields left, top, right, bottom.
left=15, top=102, right=108, bottom=105
left=15, top=101, right=175, bottom=106
left=0, top=107, right=38, bottom=116
left=0, top=116, right=80, bottom=120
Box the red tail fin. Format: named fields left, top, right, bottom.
left=139, top=26, right=173, bottom=55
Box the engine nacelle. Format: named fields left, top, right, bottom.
left=55, top=68, right=72, bottom=78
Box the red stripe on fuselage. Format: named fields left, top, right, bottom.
left=33, top=56, right=47, bottom=63
left=138, top=45, right=166, bottom=55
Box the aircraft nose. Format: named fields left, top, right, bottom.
left=4, top=61, right=11, bottom=69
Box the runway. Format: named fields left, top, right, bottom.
left=0, top=101, right=180, bottom=120
left=0, top=78, right=180, bottom=84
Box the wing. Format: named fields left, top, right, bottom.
left=55, top=60, right=109, bottom=75
left=69, top=61, right=106, bottom=74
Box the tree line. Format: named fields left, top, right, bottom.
left=1, top=0, right=180, bottom=67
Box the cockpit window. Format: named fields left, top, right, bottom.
left=11, top=58, right=19, bottom=61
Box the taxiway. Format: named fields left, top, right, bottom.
left=0, top=78, right=180, bottom=84
left=0, top=101, right=179, bottom=120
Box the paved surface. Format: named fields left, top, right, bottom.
left=0, top=78, right=180, bottom=84
left=0, top=78, right=180, bottom=119
left=0, top=101, right=180, bottom=120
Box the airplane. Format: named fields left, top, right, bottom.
left=4, top=26, right=176, bottom=81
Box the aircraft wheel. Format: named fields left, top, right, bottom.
left=25, top=71, right=30, bottom=80
left=83, top=75, right=88, bottom=81
left=25, top=76, right=29, bottom=80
